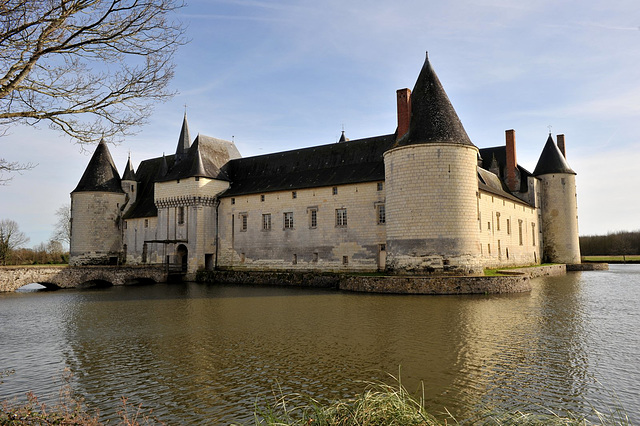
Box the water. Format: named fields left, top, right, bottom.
left=1, top=265, right=638, bottom=424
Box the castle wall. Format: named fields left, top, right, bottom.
left=477, top=190, right=542, bottom=268
left=538, top=173, right=581, bottom=264
left=384, top=143, right=483, bottom=274
left=123, top=216, right=159, bottom=264
left=70, top=192, right=127, bottom=265
left=216, top=181, right=387, bottom=271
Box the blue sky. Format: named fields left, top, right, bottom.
left=2, top=0, right=639, bottom=247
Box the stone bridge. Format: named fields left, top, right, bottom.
left=0, top=265, right=170, bottom=292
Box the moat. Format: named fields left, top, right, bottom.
left=1, top=265, right=638, bottom=423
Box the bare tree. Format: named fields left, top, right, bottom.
left=0, top=158, right=35, bottom=184
left=0, top=219, right=30, bottom=265
left=0, top=0, right=187, bottom=175
left=51, top=203, right=71, bottom=246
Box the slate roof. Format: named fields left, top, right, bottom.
left=175, top=113, right=191, bottom=163
left=220, top=134, right=396, bottom=197
left=477, top=167, right=531, bottom=205
left=123, top=154, right=176, bottom=219
left=478, top=146, right=533, bottom=193
left=122, top=156, right=136, bottom=181
left=158, top=134, right=240, bottom=182
left=72, top=139, right=124, bottom=193
left=395, top=52, right=474, bottom=148
left=533, top=135, right=576, bottom=176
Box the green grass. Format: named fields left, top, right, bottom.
left=251, top=375, right=630, bottom=426
left=582, top=255, right=640, bottom=263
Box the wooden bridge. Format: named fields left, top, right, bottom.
left=0, top=265, right=171, bottom=292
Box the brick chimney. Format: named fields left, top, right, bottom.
left=557, top=134, right=566, bottom=159
left=396, top=88, right=411, bottom=140
left=505, top=129, right=518, bottom=192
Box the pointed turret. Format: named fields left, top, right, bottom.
left=157, top=153, right=169, bottom=178
left=175, top=113, right=191, bottom=163
left=396, top=52, right=474, bottom=147
left=533, top=134, right=575, bottom=176
left=534, top=134, right=580, bottom=264
left=188, top=138, right=207, bottom=177
left=338, top=130, right=347, bottom=143
left=122, top=154, right=137, bottom=181
left=72, top=139, right=123, bottom=193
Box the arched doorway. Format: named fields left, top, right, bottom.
left=177, top=245, right=188, bottom=272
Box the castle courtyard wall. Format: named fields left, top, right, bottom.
left=216, top=181, right=387, bottom=272
left=477, top=190, right=542, bottom=268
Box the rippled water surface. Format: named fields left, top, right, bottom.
left=1, top=265, right=639, bottom=424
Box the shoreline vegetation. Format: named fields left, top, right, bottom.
left=0, top=371, right=629, bottom=425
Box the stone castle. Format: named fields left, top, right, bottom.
left=69, top=53, right=581, bottom=277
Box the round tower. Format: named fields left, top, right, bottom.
left=533, top=134, right=581, bottom=264
left=384, top=53, right=483, bottom=275
left=70, top=139, right=126, bottom=265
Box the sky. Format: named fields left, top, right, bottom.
left=1, top=0, right=639, bottom=248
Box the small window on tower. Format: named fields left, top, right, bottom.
left=178, top=207, right=185, bottom=225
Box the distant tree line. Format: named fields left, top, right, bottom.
left=580, top=231, right=640, bottom=257
left=8, top=241, right=68, bottom=265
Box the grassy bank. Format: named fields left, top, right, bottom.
left=582, top=255, right=640, bottom=263
left=1, top=372, right=630, bottom=425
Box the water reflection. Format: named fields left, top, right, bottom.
left=1, top=267, right=638, bottom=424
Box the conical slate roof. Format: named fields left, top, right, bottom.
left=396, top=52, right=474, bottom=148
left=533, top=135, right=576, bottom=176
left=175, top=113, right=191, bottom=162
left=122, top=155, right=136, bottom=181
left=72, top=139, right=124, bottom=193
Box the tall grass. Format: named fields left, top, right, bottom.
left=251, top=374, right=630, bottom=426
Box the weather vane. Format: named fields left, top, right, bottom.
left=547, top=125, right=552, bottom=135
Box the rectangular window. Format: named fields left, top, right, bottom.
left=496, top=212, right=500, bottom=231
left=342, top=255, right=348, bottom=265
left=195, top=176, right=200, bottom=181
left=231, top=198, right=235, bottom=205
left=332, top=187, right=338, bottom=195
left=507, top=219, right=511, bottom=234
left=292, top=254, right=297, bottom=265
left=487, top=221, right=491, bottom=230
left=292, top=191, right=297, bottom=199
left=178, top=206, right=185, bottom=225
left=262, top=214, right=271, bottom=231
left=261, top=194, right=265, bottom=202
left=518, top=220, right=523, bottom=245
left=240, top=213, right=248, bottom=231
left=377, top=204, right=386, bottom=224
left=335, top=208, right=347, bottom=227
left=531, top=223, right=536, bottom=246
left=284, top=212, right=294, bottom=229
left=124, top=221, right=127, bottom=230
left=377, top=182, right=384, bottom=191
left=309, top=208, right=317, bottom=229
left=144, top=219, right=149, bottom=228
left=313, top=252, right=319, bottom=263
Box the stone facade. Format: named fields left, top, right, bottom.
left=70, top=54, right=582, bottom=278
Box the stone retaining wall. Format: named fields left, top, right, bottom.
left=566, top=263, right=609, bottom=271
left=496, top=264, right=566, bottom=278
left=198, top=270, right=531, bottom=295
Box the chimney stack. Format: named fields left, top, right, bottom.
left=557, top=134, right=566, bottom=159
left=505, top=129, right=518, bottom=192
left=396, top=88, right=411, bottom=140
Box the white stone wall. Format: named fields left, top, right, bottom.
left=384, top=143, right=483, bottom=274
left=538, top=173, right=581, bottom=263
left=122, top=216, right=159, bottom=264
left=477, top=190, right=542, bottom=268
left=216, top=182, right=387, bottom=271
left=70, top=191, right=127, bottom=265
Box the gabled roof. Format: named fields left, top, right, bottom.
left=158, top=134, right=240, bottom=182
left=477, top=167, right=532, bottom=206
left=533, top=135, right=576, bottom=176
left=221, top=134, right=395, bottom=197
left=72, top=139, right=124, bottom=193
left=122, top=155, right=136, bottom=181
left=123, top=154, right=176, bottom=219
left=396, top=52, right=474, bottom=148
